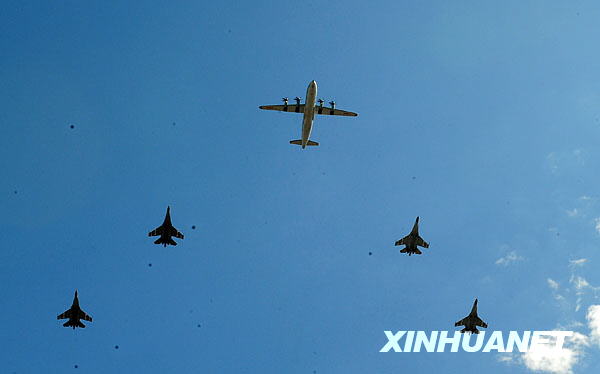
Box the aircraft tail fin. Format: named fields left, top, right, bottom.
left=289, top=140, right=319, bottom=146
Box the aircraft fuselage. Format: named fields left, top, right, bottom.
left=301, top=80, right=318, bottom=148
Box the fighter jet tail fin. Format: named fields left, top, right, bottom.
left=289, top=140, right=319, bottom=146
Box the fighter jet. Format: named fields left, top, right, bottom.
left=148, top=206, right=184, bottom=247
left=57, top=290, right=93, bottom=329
left=259, top=80, right=358, bottom=148
left=454, top=299, right=488, bottom=334
left=394, top=217, right=430, bottom=255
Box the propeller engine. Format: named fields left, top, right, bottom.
left=329, top=100, right=336, bottom=109
left=282, top=97, right=289, bottom=105
left=294, top=97, right=302, bottom=105
left=317, top=99, right=324, bottom=107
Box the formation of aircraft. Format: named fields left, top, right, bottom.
left=454, top=299, right=488, bottom=334
left=57, top=291, right=93, bottom=329
left=148, top=206, right=184, bottom=247
left=57, top=80, right=489, bottom=333
left=259, top=80, right=358, bottom=149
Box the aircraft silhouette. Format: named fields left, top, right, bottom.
left=394, top=217, right=430, bottom=255
left=455, top=299, right=488, bottom=334
left=57, top=290, right=93, bottom=329
left=148, top=206, right=184, bottom=247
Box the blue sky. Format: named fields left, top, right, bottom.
left=2, top=1, right=600, bottom=373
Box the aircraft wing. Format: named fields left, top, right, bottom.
left=416, top=236, right=429, bottom=248
left=168, top=226, right=184, bottom=239
left=148, top=226, right=164, bottom=237
left=57, top=309, right=72, bottom=320
left=475, top=317, right=487, bottom=328
left=80, top=310, right=93, bottom=322
left=259, top=104, right=305, bottom=113
left=314, top=106, right=358, bottom=117
left=454, top=318, right=467, bottom=327
left=394, top=235, right=410, bottom=246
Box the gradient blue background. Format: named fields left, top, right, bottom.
left=2, top=1, right=600, bottom=373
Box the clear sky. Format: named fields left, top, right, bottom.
left=2, top=1, right=600, bottom=373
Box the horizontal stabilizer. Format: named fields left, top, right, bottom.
left=399, top=248, right=422, bottom=255
left=63, top=320, right=86, bottom=328
left=154, top=237, right=177, bottom=246
left=289, top=140, right=319, bottom=146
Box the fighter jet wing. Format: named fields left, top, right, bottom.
left=57, top=309, right=73, bottom=320
left=148, top=226, right=164, bottom=237
left=416, top=236, right=429, bottom=248
left=314, top=106, right=358, bottom=117
left=80, top=310, right=93, bottom=322
left=454, top=318, right=467, bottom=327
left=394, top=235, right=410, bottom=246
left=475, top=317, right=487, bottom=328
left=173, top=230, right=184, bottom=240
left=259, top=104, right=305, bottom=113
